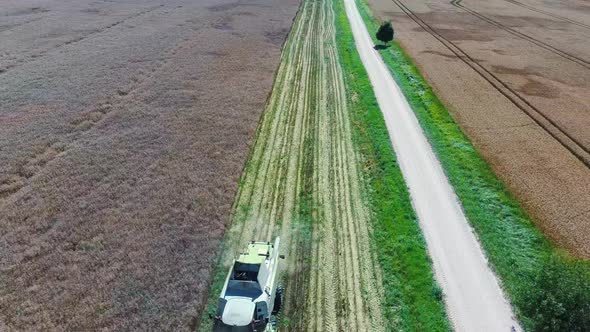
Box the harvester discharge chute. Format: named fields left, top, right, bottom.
left=214, top=237, right=284, bottom=332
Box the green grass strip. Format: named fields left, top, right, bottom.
left=333, top=1, right=451, bottom=330
left=354, top=0, right=590, bottom=330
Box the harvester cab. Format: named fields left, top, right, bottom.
left=214, top=237, right=284, bottom=332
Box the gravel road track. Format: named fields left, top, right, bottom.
left=343, top=0, right=521, bottom=330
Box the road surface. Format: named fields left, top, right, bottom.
left=343, top=0, right=521, bottom=330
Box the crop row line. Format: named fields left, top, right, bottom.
left=220, top=0, right=387, bottom=330
left=450, top=0, right=590, bottom=69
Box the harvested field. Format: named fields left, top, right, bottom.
left=200, top=0, right=392, bottom=330
left=0, top=0, right=299, bottom=330
left=365, top=0, right=590, bottom=257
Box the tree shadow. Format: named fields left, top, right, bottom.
left=373, top=44, right=390, bottom=50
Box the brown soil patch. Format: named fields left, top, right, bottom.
left=0, top=0, right=299, bottom=330
left=366, top=0, right=590, bottom=257
left=517, top=77, right=559, bottom=98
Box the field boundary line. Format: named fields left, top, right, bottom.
left=502, top=0, right=590, bottom=30
left=450, top=0, right=590, bottom=69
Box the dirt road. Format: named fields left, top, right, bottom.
left=343, top=0, right=520, bottom=330
left=204, top=0, right=386, bottom=330
left=0, top=0, right=298, bottom=330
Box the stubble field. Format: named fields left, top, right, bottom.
left=200, top=0, right=387, bottom=329
left=0, top=0, right=298, bottom=330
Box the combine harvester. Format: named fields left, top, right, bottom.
left=213, top=238, right=284, bottom=332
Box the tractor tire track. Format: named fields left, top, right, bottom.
left=502, top=0, right=590, bottom=30
left=0, top=5, right=164, bottom=74
left=221, top=0, right=386, bottom=330
left=451, top=0, right=590, bottom=69
left=392, top=0, right=590, bottom=168
left=0, top=21, right=199, bottom=204
left=0, top=15, right=46, bottom=33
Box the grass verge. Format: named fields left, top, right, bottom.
left=199, top=0, right=452, bottom=329
left=355, top=0, right=590, bottom=330
left=333, top=0, right=451, bottom=330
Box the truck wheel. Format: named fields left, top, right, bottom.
left=272, top=285, right=283, bottom=315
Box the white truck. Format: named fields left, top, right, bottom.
left=214, top=238, right=284, bottom=332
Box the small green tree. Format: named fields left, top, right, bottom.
left=376, top=21, right=394, bottom=45
left=522, top=256, right=590, bottom=332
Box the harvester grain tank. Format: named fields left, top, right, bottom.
left=214, top=237, right=284, bottom=331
